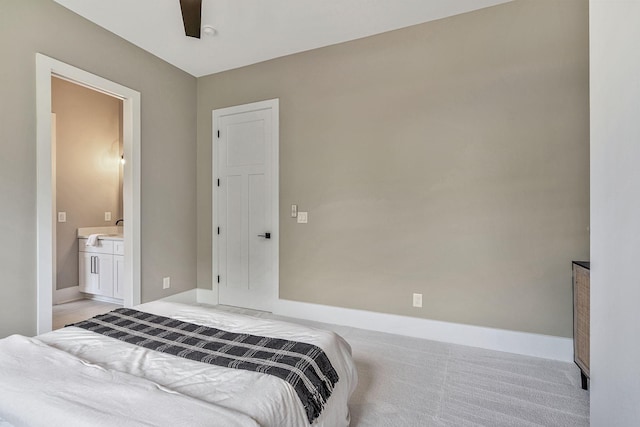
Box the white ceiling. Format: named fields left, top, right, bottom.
left=53, top=0, right=512, bottom=77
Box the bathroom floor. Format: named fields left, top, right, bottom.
left=52, top=299, right=121, bottom=330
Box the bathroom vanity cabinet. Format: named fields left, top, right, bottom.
left=79, top=237, right=124, bottom=301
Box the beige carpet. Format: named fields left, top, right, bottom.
left=215, top=304, right=589, bottom=427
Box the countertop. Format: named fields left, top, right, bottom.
left=78, top=234, right=123, bottom=241
left=77, top=226, right=124, bottom=241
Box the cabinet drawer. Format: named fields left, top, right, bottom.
left=113, top=241, right=125, bottom=256
left=78, top=238, right=114, bottom=254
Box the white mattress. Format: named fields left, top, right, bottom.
left=0, top=301, right=357, bottom=427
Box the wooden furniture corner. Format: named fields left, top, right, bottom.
left=572, top=261, right=590, bottom=390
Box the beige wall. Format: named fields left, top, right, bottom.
left=0, top=0, right=197, bottom=337
left=0, top=0, right=588, bottom=339
left=52, top=77, right=123, bottom=290
left=197, top=0, right=589, bottom=337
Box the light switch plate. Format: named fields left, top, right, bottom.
left=58, top=212, right=66, bottom=223
left=291, top=204, right=298, bottom=218
left=163, top=277, right=171, bottom=289
left=105, top=212, right=111, bottom=221
left=297, top=211, right=308, bottom=224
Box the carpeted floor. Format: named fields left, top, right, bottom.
left=53, top=300, right=589, bottom=426
left=214, top=304, right=590, bottom=427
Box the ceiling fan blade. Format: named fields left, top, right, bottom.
left=180, top=0, right=202, bottom=38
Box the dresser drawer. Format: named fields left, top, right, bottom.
left=78, top=238, right=114, bottom=254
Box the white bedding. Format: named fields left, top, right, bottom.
left=0, top=335, right=258, bottom=427
left=0, top=301, right=357, bottom=427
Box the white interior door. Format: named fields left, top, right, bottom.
left=214, top=99, right=279, bottom=312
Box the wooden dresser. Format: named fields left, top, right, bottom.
left=572, top=261, right=590, bottom=390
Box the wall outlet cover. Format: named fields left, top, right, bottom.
left=413, top=293, right=423, bottom=308
left=162, top=277, right=171, bottom=289
left=58, top=212, right=66, bottom=223
left=105, top=212, right=111, bottom=221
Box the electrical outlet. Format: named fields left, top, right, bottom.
left=105, top=212, right=111, bottom=221
left=163, top=277, right=171, bottom=289
left=57, top=212, right=66, bottom=223
left=412, top=293, right=423, bottom=308
left=297, top=211, right=308, bottom=224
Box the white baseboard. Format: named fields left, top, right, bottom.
left=158, top=288, right=216, bottom=305
left=159, top=289, right=198, bottom=304
left=85, top=294, right=124, bottom=305
left=196, top=288, right=218, bottom=305
left=186, top=289, right=572, bottom=362
left=274, top=299, right=573, bottom=362
left=54, top=286, right=126, bottom=306
left=53, top=286, right=83, bottom=305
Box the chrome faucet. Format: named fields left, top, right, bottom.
left=115, top=219, right=124, bottom=226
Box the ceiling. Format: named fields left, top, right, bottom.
left=53, top=0, right=512, bottom=78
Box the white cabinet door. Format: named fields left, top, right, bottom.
left=78, top=252, right=96, bottom=294
left=80, top=252, right=114, bottom=297
left=113, top=255, right=125, bottom=300
left=94, top=254, right=114, bottom=297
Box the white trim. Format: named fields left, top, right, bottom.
left=160, top=289, right=198, bottom=304
left=171, top=289, right=574, bottom=362
left=274, top=299, right=573, bottom=362
left=36, top=54, right=141, bottom=334
left=211, top=99, right=280, bottom=310
left=36, top=63, right=54, bottom=334
left=51, top=113, right=57, bottom=301
left=197, top=288, right=218, bottom=305
left=156, top=288, right=216, bottom=306
left=83, top=294, right=124, bottom=305
left=53, top=286, right=83, bottom=305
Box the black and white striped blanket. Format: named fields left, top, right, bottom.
left=70, top=308, right=339, bottom=424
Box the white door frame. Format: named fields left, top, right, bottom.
left=212, top=99, right=279, bottom=308
left=36, top=54, right=141, bottom=334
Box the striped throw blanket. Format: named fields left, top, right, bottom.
left=70, top=308, right=339, bottom=424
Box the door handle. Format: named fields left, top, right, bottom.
left=258, top=232, right=271, bottom=239
left=91, top=256, right=99, bottom=274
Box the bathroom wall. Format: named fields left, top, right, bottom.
left=52, top=76, right=123, bottom=290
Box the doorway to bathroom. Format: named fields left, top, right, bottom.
left=51, top=76, right=124, bottom=328
left=36, top=54, right=141, bottom=334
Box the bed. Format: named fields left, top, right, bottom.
left=0, top=301, right=357, bottom=427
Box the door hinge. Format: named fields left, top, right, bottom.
left=217, top=130, right=220, bottom=138
left=217, top=178, right=220, bottom=187
left=217, top=275, right=220, bottom=283
left=217, top=227, right=220, bottom=235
